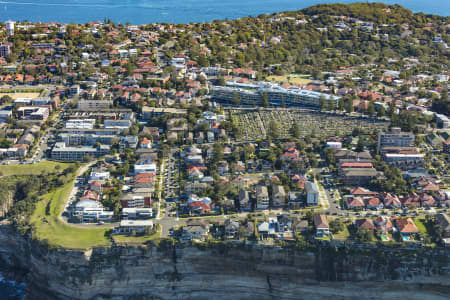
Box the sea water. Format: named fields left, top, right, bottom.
left=0, top=0, right=448, bottom=24
left=0, top=273, right=25, bottom=300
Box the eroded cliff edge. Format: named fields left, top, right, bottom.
left=0, top=223, right=449, bottom=300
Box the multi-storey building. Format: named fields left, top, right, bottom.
left=0, top=44, right=11, bottom=57
left=51, top=142, right=110, bottom=161
left=211, top=82, right=340, bottom=108
left=377, top=127, right=415, bottom=153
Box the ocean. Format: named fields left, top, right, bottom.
left=0, top=274, right=25, bottom=300
left=0, top=0, right=448, bottom=24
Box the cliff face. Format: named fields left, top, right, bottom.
left=0, top=190, right=14, bottom=219
left=0, top=224, right=449, bottom=300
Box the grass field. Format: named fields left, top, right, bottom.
left=266, top=74, right=312, bottom=85
left=0, top=161, right=76, bottom=177
left=30, top=179, right=111, bottom=249
left=0, top=92, right=41, bottom=99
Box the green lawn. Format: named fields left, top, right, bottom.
left=413, top=218, right=430, bottom=237
left=30, top=179, right=111, bottom=249
left=315, top=235, right=331, bottom=241
left=112, top=225, right=161, bottom=244
left=333, top=225, right=350, bottom=240
left=0, top=161, right=75, bottom=177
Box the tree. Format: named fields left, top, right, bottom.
left=217, top=76, right=226, bottom=86
left=213, top=142, right=224, bottom=162
left=377, top=105, right=386, bottom=117
left=328, top=98, right=336, bottom=111
left=0, top=139, right=12, bottom=148
left=290, top=123, right=301, bottom=139
left=346, top=98, right=354, bottom=113
left=267, top=120, right=280, bottom=140
left=0, top=95, right=13, bottom=104
left=356, top=228, right=374, bottom=242
left=367, top=101, right=375, bottom=116
left=232, top=92, right=240, bottom=105
left=330, top=219, right=345, bottom=234
left=261, top=92, right=269, bottom=108
left=319, top=95, right=326, bottom=111
left=338, top=98, right=345, bottom=111
left=356, top=136, right=365, bottom=152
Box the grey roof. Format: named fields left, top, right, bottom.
left=436, top=214, right=450, bottom=231
left=305, top=181, right=319, bottom=194
left=343, top=168, right=378, bottom=177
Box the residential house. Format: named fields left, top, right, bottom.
left=395, top=217, right=419, bottom=236
left=435, top=214, right=450, bottom=239
left=365, top=197, right=384, bottom=210
left=238, top=189, right=251, bottom=211
left=313, top=214, right=329, bottom=237
left=292, top=218, right=309, bottom=233
left=114, top=220, right=153, bottom=234
left=217, top=160, right=229, bottom=175
left=184, top=182, right=208, bottom=196
left=288, top=191, right=303, bottom=209
left=181, top=220, right=209, bottom=242
left=345, top=197, right=365, bottom=210
left=401, top=193, right=421, bottom=208
left=374, top=216, right=393, bottom=233
left=380, top=192, right=402, bottom=208
left=140, top=137, right=152, bottom=148
left=224, top=219, right=240, bottom=239
left=256, top=185, right=269, bottom=209
left=355, top=218, right=376, bottom=231
left=257, top=218, right=277, bottom=239
left=350, top=187, right=378, bottom=197
left=272, top=185, right=286, bottom=207
left=239, top=221, right=254, bottom=238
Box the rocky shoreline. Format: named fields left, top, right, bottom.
left=0, top=223, right=449, bottom=300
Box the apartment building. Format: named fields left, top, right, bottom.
left=142, top=107, right=187, bottom=120
left=78, top=100, right=113, bottom=110
left=377, top=127, right=414, bottom=153
left=256, top=185, right=269, bottom=209
left=0, top=44, right=11, bottom=57
left=51, top=142, right=110, bottom=161
left=211, top=82, right=340, bottom=108
left=305, top=181, right=319, bottom=206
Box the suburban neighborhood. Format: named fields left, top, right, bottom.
left=0, top=3, right=448, bottom=250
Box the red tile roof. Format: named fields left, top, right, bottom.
left=355, top=218, right=376, bottom=231
left=395, top=218, right=419, bottom=234
left=341, top=162, right=373, bottom=168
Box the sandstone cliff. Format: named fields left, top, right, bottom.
left=0, top=223, right=449, bottom=300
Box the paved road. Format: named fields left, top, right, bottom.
left=59, top=161, right=96, bottom=224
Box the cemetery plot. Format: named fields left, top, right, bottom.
left=229, top=108, right=388, bottom=140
